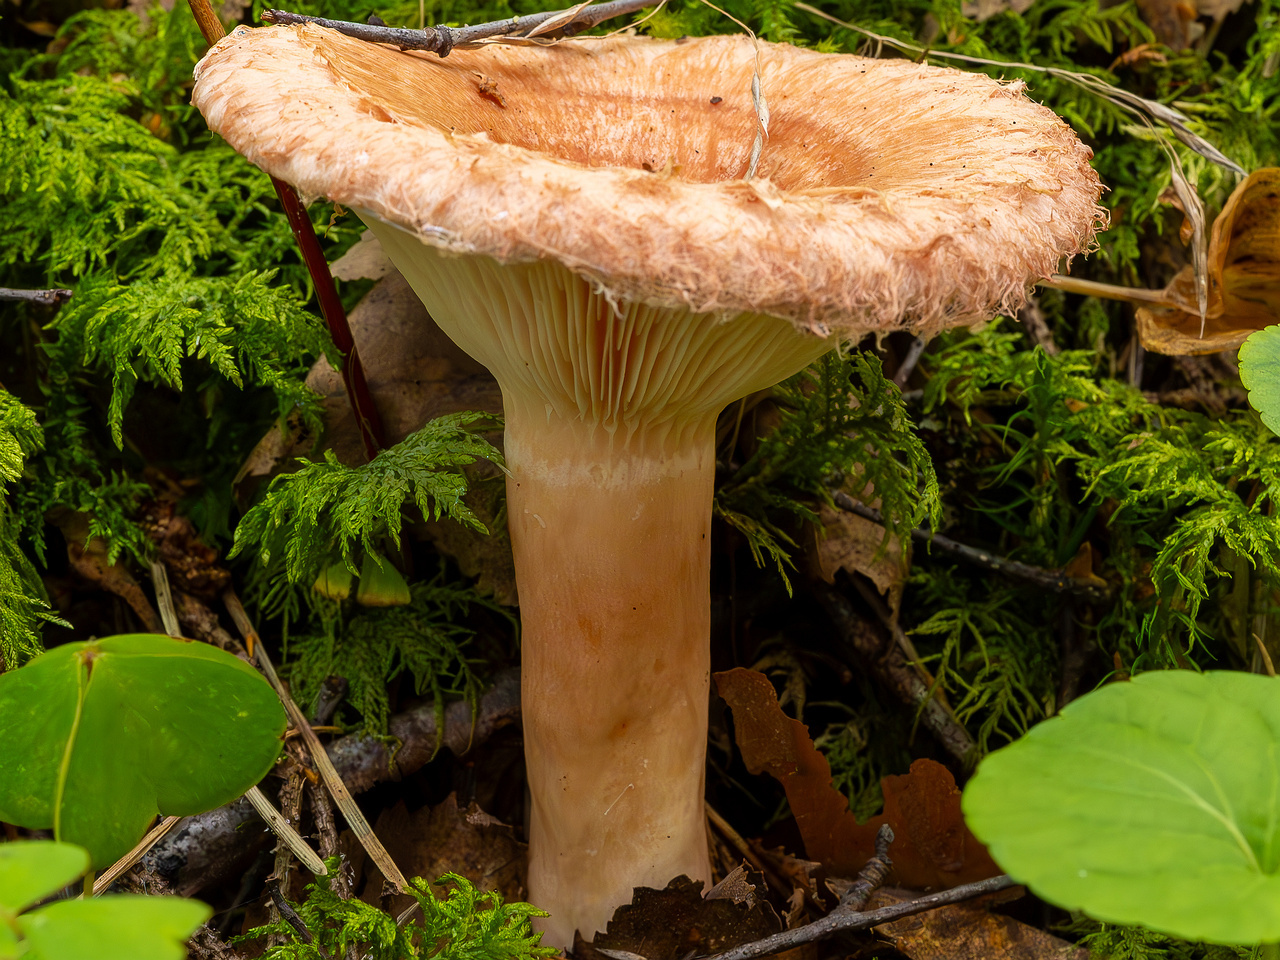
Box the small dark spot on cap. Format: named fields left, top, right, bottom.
left=710, top=96, right=723, bottom=105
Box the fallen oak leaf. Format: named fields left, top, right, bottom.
left=714, top=668, right=999, bottom=888
left=351, top=793, right=526, bottom=917
left=575, top=871, right=782, bottom=960
left=869, top=887, right=1085, bottom=960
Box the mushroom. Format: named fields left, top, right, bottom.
left=193, top=26, right=1103, bottom=947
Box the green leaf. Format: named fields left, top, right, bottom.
left=0, top=842, right=88, bottom=914
left=962, top=670, right=1280, bottom=945
left=19, top=896, right=210, bottom=960
left=0, top=634, right=286, bottom=868
left=1239, top=325, right=1280, bottom=435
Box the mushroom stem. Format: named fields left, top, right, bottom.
left=362, top=217, right=828, bottom=946
left=507, top=413, right=716, bottom=946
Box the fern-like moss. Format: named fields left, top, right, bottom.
left=232, top=412, right=503, bottom=585
left=243, top=867, right=555, bottom=960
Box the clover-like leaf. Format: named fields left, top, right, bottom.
left=0, top=635, right=285, bottom=868
left=0, top=842, right=88, bottom=915
left=1240, top=325, right=1280, bottom=435
left=962, top=670, right=1280, bottom=945
left=19, top=896, right=211, bottom=960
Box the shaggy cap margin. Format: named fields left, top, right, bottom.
left=193, top=25, right=1106, bottom=339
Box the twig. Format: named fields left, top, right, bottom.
left=224, top=589, right=409, bottom=892
left=0, top=287, right=72, bottom=306
left=266, top=878, right=329, bottom=957
left=814, top=582, right=976, bottom=764
left=267, top=764, right=308, bottom=945
left=262, top=0, right=655, bottom=56
left=836, top=825, right=893, bottom=912
left=892, top=337, right=927, bottom=387
left=184, top=0, right=386, bottom=462
left=91, top=816, right=182, bottom=895
left=704, top=803, right=798, bottom=906
left=698, top=874, right=1017, bottom=960
left=833, top=492, right=1112, bottom=604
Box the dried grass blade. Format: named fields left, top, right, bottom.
left=89, top=816, right=182, bottom=896
left=792, top=1, right=1243, bottom=175
left=244, top=785, right=330, bottom=876
left=146, top=564, right=330, bottom=879
left=149, top=561, right=185, bottom=639
left=525, top=0, right=594, bottom=37
left=224, top=589, right=409, bottom=892
left=1165, top=149, right=1210, bottom=330
left=694, top=0, right=767, bottom=179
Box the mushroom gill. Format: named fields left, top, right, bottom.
left=193, top=24, right=1105, bottom=948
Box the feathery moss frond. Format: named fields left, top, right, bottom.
left=233, top=412, right=503, bottom=584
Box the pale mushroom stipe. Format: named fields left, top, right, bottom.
left=193, top=27, right=1104, bottom=948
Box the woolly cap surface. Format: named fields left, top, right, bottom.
left=193, top=25, right=1105, bottom=337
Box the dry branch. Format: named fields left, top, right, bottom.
left=833, top=492, right=1113, bottom=604
left=0, top=287, right=72, bottom=306
left=699, top=874, right=1018, bottom=960
left=813, top=582, right=976, bottom=764
left=262, top=0, right=655, bottom=56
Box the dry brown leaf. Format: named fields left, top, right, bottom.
left=807, top=503, right=906, bottom=613
left=1137, top=168, right=1280, bottom=354
left=575, top=871, right=781, bottom=960
left=960, top=0, right=1034, bottom=22
left=350, top=794, right=526, bottom=916
left=714, top=668, right=999, bottom=889
left=139, top=499, right=231, bottom=600
left=330, top=229, right=395, bottom=281
left=307, top=270, right=501, bottom=465
left=1135, top=0, right=1202, bottom=50
left=870, top=888, right=1086, bottom=960
left=52, top=509, right=165, bottom=633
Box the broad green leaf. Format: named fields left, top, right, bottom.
left=963, top=670, right=1280, bottom=945
left=19, top=895, right=210, bottom=960
left=0, top=842, right=89, bottom=914
left=0, top=635, right=285, bottom=868
left=1239, top=326, right=1280, bottom=434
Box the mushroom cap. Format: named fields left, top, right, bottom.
left=193, top=26, right=1105, bottom=338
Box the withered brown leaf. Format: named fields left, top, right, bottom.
left=714, top=668, right=999, bottom=889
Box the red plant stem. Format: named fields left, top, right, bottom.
left=185, top=0, right=385, bottom=462
left=273, top=178, right=386, bottom=461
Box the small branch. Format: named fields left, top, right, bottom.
left=266, top=878, right=328, bottom=957
left=814, top=582, right=976, bottom=764
left=699, top=875, right=1017, bottom=960
left=0, top=287, right=72, bottom=306
left=834, top=493, right=1112, bottom=604
left=837, top=824, right=893, bottom=912
left=892, top=337, right=927, bottom=387
left=262, top=0, right=655, bottom=56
